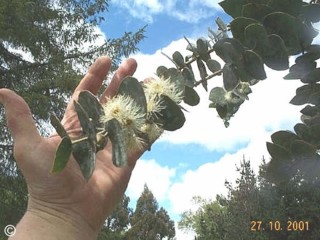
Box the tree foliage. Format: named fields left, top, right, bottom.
left=179, top=158, right=320, bottom=239
left=125, top=185, right=175, bottom=240
left=98, top=194, right=132, bottom=240
left=97, top=185, right=175, bottom=240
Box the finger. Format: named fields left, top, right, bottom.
left=0, top=88, right=40, bottom=143
left=74, top=56, right=112, bottom=94
left=101, top=58, right=137, bottom=103
left=62, top=56, right=111, bottom=123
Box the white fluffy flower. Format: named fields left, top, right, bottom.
left=100, top=94, right=145, bottom=151
left=143, top=76, right=184, bottom=104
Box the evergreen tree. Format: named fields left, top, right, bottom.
left=98, top=195, right=132, bottom=240
left=125, top=184, right=175, bottom=240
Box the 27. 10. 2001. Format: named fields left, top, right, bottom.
left=250, top=220, right=310, bottom=232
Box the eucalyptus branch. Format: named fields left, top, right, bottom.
left=184, top=48, right=216, bottom=67
left=194, top=69, right=223, bottom=87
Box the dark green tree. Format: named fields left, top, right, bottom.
left=125, top=184, right=175, bottom=240
left=222, top=159, right=261, bottom=240
left=179, top=196, right=228, bottom=240
left=98, top=194, right=132, bottom=240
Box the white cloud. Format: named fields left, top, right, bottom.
left=111, top=0, right=164, bottom=23
left=126, top=159, right=175, bottom=202
left=168, top=129, right=271, bottom=215
left=111, top=0, right=222, bottom=23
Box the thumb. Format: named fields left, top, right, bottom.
left=0, top=88, right=40, bottom=143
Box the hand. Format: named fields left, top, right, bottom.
left=0, top=57, right=143, bottom=239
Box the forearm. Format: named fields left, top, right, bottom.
left=10, top=208, right=98, bottom=240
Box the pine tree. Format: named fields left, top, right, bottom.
left=125, top=184, right=175, bottom=240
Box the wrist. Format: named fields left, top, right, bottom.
left=10, top=203, right=99, bottom=240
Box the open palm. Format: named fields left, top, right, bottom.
left=0, top=57, right=143, bottom=237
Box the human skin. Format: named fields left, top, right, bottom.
left=0, top=57, right=144, bottom=240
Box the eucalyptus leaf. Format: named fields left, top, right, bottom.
left=206, top=59, right=221, bottom=73
left=214, top=38, right=245, bottom=64
left=51, top=136, right=72, bottom=174
left=74, top=100, right=96, bottom=144
left=118, top=76, right=147, bottom=117
left=72, top=139, right=96, bottom=181
left=267, top=142, right=293, bottom=162
left=300, top=105, right=319, bottom=117
left=284, top=61, right=317, bottom=80
left=153, top=95, right=186, bottom=131
left=223, top=64, right=239, bottom=91
left=156, top=66, right=168, bottom=77
left=301, top=68, right=320, bottom=84
left=243, top=50, right=266, bottom=80
left=185, top=37, right=197, bottom=53
left=106, top=118, right=127, bottom=167
left=263, top=12, right=306, bottom=55
left=291, top=140, right=318, bottom=161
left=296, top=45, right=320, bottom=63
left=78, top=91, right=103, bottom=128
left=244, top=23, right=269, bottom=55
left=268, top=0, right=302, bottom=17
left=241, top=3, right=273, bottom=21
left=196, top=59, right=208, bottom=91
left=50, top=114, right=68, bottom=138
left=219, top=0, right=245, bottom=18
left=271, top=130, right=299, bottom=151
left=301, top=113, right=320, bottom=126
left=230, top=17, right=258, bottom=45
left=196, top=38, right=210, bottom=61
left=264, top=34, right=289, bottom=70
left=172, top=51, right=185, bottom=68
left=181, top=67, right=195, bottom=87
left=183, top=86, right=200, bottom=106
left=209, top=87, right=227, bottom=107
left=216, top=105, right=228, bottom=120
left=293, top=123, right=320, bottom=147
left=290, top=84, right=320, bottom=105
left=294, top=123, right=310, bottom=141
left=216, top=17, right=228, bottom=32
left=208, top=27, right=219, bottom=42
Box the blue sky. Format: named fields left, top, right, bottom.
left=94, top=1, right=312, bottom=239
left=101, top=1, right=231, bottom=53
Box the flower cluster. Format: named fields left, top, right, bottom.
left=100, top=76, right=183, bottom=152
left=100, top=94, right=145, bottom=151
